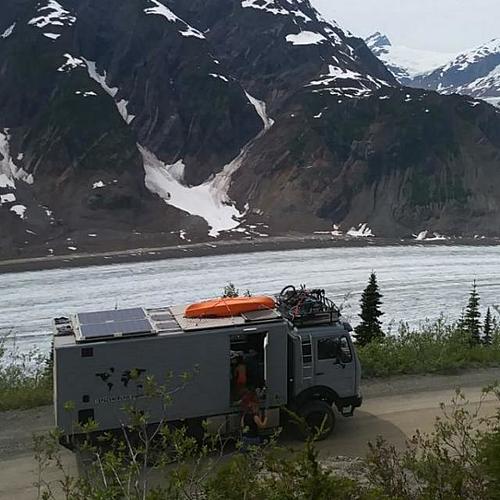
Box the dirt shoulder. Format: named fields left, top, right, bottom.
left=361, top=366, right=500, bottom=399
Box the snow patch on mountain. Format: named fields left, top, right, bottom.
left=456, top=64, right=500, bottom=98
left=1, top=23, right=15, bottom=39
left=83, top=59, right=136, bottom=124
left=242, top=0, right=315, bottom=24
left=0, top=193, right=16, bottom=204
left=241, top=0, right=288, bottom=16
left=309, top=64, right=388, bottom=98
left=286, top=31, right=327, bottom=46
left=245, top=92, right=274, bottom=130
left=209, top=73, right=229, bottom=82
left=287, top=8, right=312, bottom=23
left=414, top=230, right=447, bottom=241
left=144, top=0, right=205, bottom=39
left=140, top=89, right=274, bottom=237
left=484, top=97, right=500, bottom=107
left=140, top=147, right=243, bottom=237
left=57, top=54, right=85, bottom=72
left=10, top=205, right=27, bottom=220
left=0, top=130, right=34, bottom=188
left=323, top=26, right=343, bottom=46
left=28, top=0, right=76, bottom=35
left=347, top=223, right=374, bottom=238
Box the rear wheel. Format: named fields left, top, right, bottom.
left=296, top=400, right=335, bottom=441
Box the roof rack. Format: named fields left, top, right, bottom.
left=276, top=285, right=340, bottom=327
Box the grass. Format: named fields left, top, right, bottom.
left=358, top=318, right=500, bottom=378
left=0, top=338, right=52, bottom=412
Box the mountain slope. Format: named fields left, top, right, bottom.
left=365, top=32, right=456, bottom=84
left=411, top=39, right=500, bottom=108
left=1, top=0, right=500, bottom=259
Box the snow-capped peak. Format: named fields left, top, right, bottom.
left=365, top=32, right=392, bottom=51
left=440, top=38, right=500, bottom=72
left=365, top=32, right=457, bottom=82
left=409, top=37, right=500, bottom=108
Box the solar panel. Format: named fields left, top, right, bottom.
left=75, top=308, right=156, bottom=342
left=78, top=308, right=146, bottom=325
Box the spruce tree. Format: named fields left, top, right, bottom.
left=355, top=272, right=384, bottom=347
left=484, top=307, right=493, bottom=346
left=464, top=280, right=481, bottom=345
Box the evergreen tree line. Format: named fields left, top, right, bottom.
left=354, top=273, right=497, bottom=347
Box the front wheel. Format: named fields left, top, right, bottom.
left=296, top=400, right=335, bottom=441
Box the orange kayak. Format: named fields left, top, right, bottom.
left=184, top=296, right=275, bottom=318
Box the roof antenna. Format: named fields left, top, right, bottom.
left=115, top=300, right=119, bottom=310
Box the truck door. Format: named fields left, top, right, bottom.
left=314, top=335, right=355, bottom=398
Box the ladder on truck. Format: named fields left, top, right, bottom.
left=301, top=335, right=314, bottom=383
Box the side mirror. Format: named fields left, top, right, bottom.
left=334, top=338, right=352, bottom=364
left=339, top=350, right=352, bottom=364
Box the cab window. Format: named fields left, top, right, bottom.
left=317, top=338, right=338, bottom=360
left=317, top=336, right=353, bottom=363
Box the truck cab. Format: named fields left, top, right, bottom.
left=286, top=325, right=362, bottom=436
left=277, top=287, right=362, bottom=437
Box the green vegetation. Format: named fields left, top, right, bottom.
left=358, top=318, right=500, bottom=378
left=367, top=387, right=500, bottom=499
left=357, top=276, right=500, bottom=377
left=33, top=380, right=500, bottom=499
left=222, top=282, right=251, bottom=298
left=463, top=280, right=482, bottom=344
left=354, top=272, right=385, bottom=347
left=0, top=335, right=52, bottom=412
left=485, top=307, right=493, bottom=346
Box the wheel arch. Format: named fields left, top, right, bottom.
left=291, top=385, right=340, bottom=411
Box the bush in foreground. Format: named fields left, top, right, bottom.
left=33, top=385, right=500, bottom=499
left=368, top=386, right=500, bottom=499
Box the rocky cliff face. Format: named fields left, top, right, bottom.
left=1, top=0, right=500, bottom=258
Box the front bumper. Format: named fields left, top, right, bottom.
left=336, top=395, right=363, bottom=417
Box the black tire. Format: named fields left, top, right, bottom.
left=297, top=400, right=335, bottom=441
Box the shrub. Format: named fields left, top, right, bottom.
left=367, top=387, right=500, bottom=499
left=0, top=333, right=52, bottom=411
left=358, top=318, right=500, bottom=378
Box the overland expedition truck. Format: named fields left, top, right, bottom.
left=53, top=286, right=362, bottom=444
